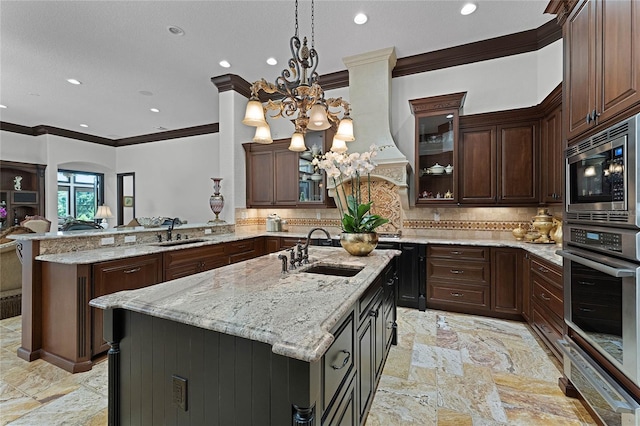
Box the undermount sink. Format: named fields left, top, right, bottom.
left=151, top=238, right=207, bottom=247
left=301, top=264, right=364, bottom=277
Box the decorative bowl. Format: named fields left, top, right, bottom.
left=429, top=163, right=444, bottom=175
left=137, top=217, right=163, bottom=227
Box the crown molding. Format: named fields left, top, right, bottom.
left=116, top=123, right=219, bottom=146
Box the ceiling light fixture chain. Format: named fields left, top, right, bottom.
left=243, top=0, right=355, bottom=152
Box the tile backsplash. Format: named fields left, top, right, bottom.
left=235, top=206, right=562, bottom=239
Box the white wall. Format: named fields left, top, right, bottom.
left=0, top=131, right=48, bottom=164
left=116, top=133, right=220, bottom=224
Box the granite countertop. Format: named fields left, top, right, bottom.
left=34, top=230, right=563, bottom=266
left=90, top=247, right=400, bottom=363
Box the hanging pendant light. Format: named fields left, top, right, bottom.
left=330, top=137, right=347, bottom=153
left=242, top=0, right=355, bottom=151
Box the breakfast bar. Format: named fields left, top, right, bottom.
left=90, top=247, right=400, bottom=425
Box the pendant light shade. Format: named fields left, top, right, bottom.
left=242, top=99, right=267, bottom=126
left=289, top=132, right=307, bottom=152
left=335, top=116, right=355, bottom=142
left=307, top=103, right=331, bottom=131
left=330, top=137, right=347, bottom=153
left=253, top=123, right=273, bottom=144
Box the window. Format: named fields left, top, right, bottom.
left=57, top=170, right=104, bottom=221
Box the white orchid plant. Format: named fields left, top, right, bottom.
left=312, top=145, right=389, bottom=233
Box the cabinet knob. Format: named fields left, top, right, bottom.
left=369, top=309, right=379, bottom=318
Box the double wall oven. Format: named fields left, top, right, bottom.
left=559, top=113, right=640, bottom=425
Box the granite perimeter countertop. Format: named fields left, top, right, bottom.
left=33, top=230, right=563, bottom=267
left=90, top=247, right=400, bottom=363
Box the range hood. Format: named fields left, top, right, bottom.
left=328, top=47, right=409, bottom=234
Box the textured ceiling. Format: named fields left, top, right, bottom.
left=0, top=0, right=553, bottom=140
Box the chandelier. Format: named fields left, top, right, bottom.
left=242, top=0, right=355, bottom=153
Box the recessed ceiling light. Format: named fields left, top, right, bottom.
left=167, top=26, right=185, bottom=36
left=138, top=90, right=154, bottom=96
left=150, top=108, right=160, bottom=113
left=67, top=78, right=82, bottom=85
left=0, top=105, right=6, bottom=109
left=80, top=124, right=89, bottom=128
left=157, top=126, right=168, bottom=131
left=354, top=13, right=368, bottom=25
left=266, top=57, right=278, bottom=66
left=219, top=60, right=231, bottom=68
left=461, top=3, right=477, bottom=15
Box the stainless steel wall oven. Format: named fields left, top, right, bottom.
left=560, top=114, right=640, bottom=425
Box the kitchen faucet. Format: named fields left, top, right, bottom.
left=301, top=227, right=332, bottom=263
left=167, top=217, right=180, bottom=241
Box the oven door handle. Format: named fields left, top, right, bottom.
left=557, top=250, right=636, bottom=278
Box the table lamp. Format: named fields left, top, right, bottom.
left=95, top=205, right=113, bottom=229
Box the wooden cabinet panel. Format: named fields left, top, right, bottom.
left=92, top=254, right=162, bottom=354
left=565, top=0, right=597, bottom=139
left=459, top=126, right=496, bottom=203
left=564, top=0, right=640, bottom=141
left=491, top=248, right=521, bottom=316
left=164, top=245, right=227, bottom=281
left=521, top=253, right=532, bottom=321
left=427, top=259, right=490, bottom=286
left=541, top=104, right=564, bottom=203
left=246, top=150, right=275, bottom=206
left=428, top=283, right=490, bottom=309
left=323, top=313, right=355, bottom=412
left=427, top=245, right=489, bottom=261
left=274, top=149, right=300, bottom=205
left=497, top=122, right=538, bottom=204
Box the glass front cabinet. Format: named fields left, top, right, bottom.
left=409, top=92, right=466, bottom=206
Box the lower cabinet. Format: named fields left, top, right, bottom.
left=491, top=247, right=522, bottom=319
left=92, top=254, right=163, bottom=355
left=528, top=254, right=564, bottom=361
left=377, top=242, right=426, bottom=311
left=163, top=244, right=227, bottom=280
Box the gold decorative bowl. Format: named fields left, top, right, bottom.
left=340, top=233, right=378, bottom=256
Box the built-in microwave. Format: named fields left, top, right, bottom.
left=566, top=113, right=639, bottom=228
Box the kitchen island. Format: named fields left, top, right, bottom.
left=90, top=246, right=399, bottom=425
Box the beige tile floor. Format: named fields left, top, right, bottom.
left=0, top=309, right=596, bottom=425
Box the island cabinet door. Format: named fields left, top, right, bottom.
left=92, top=254, right=162, bottom=355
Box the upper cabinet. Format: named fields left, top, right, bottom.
left=243, top=129, right=335, bottom=208
left=410, top=92, right=466, bottom=206
left=0, top=160, right=46, bottom=226
left=540, top=85, right=563, bottom=204
left=562, top=0, right=640, bottom=141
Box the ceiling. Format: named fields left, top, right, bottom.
left=0, top=0, right=554, bottom=141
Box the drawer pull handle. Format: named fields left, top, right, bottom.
left=123, top=267, right=141, bottom=274
left=330, top=350, right=351, bottom=370
left=450, top=292, right=464, bottom=297
left=539, top=293, right=551, bottom=301
left=449, top=269, right=463, bottom=274
left=578, top=307, right=595, bottom=313
left=450, top=251, right=463, bottom=255
left=538, top=267, right=549, bottom=273
left=386, top=278, right=395, bottom=286
left=578, top=280, right=595, bottom=286
left=369, top=309, right=379, bottom=318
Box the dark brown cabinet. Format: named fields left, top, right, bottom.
left=540, top=98, right=563, bottom=204
left=563, top=0, right=640, bottom=141
left=0, top=160, right=46, bottom=226
left=528, top=254, right=564, bottom=361
left=92, top=254, right=163, bottom=354
left=244, top=140, right=299, bottom=207
left=458, top=120, right=538, bottom=205
left=490, top=247, right=522, bottom=318
left=163, top=244, right=227, bottom=281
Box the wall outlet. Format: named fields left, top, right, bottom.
left=434, top=211, right=440, bottom=222
left=316, top=212, right=321, bottom=220
left=172, top=375, right=188, bottom=411
left=124, top=235, right=136, bottom=243
left=204, top=228, right=212, bottom=234
left=241, top=212, right=248, bottom=219
left=100, top=237, right=115, bottom=245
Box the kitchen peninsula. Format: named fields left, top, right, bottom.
left=90, top=246, right=399, bottom=425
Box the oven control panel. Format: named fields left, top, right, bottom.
left=570, top=228, right=622, bottom=253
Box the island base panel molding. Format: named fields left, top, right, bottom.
left=105, top=309, right=322, bottom=426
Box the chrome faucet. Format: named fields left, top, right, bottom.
left=167, top=217, right=180, bottom=241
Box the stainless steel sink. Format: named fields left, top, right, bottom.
left=301, top=264, right=364, bottom=277
left=151, top=238, right=207, bottom=247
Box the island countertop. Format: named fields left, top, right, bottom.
left=90, top=246, right=400, bottom=363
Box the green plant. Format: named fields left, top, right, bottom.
left=313, top=145, right=389, bottom=233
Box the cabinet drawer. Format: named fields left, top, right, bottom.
left=427, top=258, right=490, bottom=285
left=358, top=282, right=383, bottom=323
left=163, top=245, right=225, bottom=268
left=531, top=277, right=563, bottom=319
left=530, top=257, right=562, bottom=289
left=428, top=283, right=490, bottom=309
left=226, top=239, right=256, bottom=255
left=427, top=245, right=489, bottom=261
left=531, top=303, right=563, bottom=357
left=324, top=312, right=355, bottom=411
left=228, top=250, right=258, bottom=264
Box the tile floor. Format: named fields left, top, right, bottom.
left=0, top=308, right=596, bottom=425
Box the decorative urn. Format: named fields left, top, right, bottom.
left=532, top=208, right=554, bottom=243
